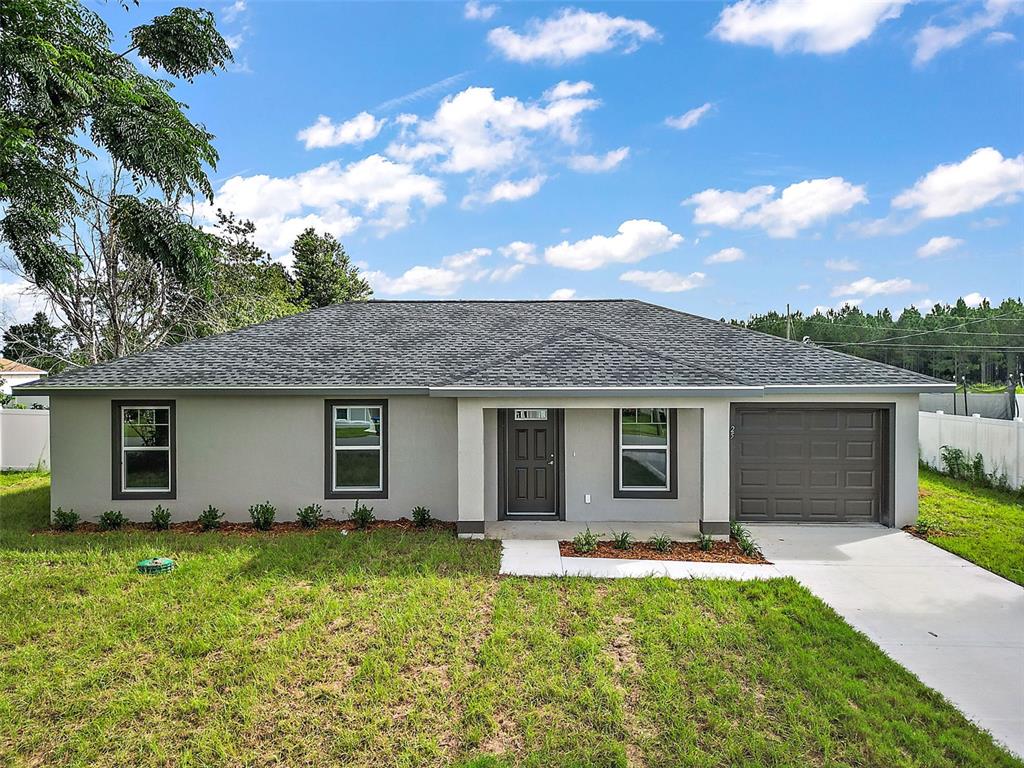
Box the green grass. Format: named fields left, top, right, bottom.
left=918, top=467, right=1024, bottom=585
left=1, top=473, right=1019, bottom=767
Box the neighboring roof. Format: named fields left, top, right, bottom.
left=0, top=357, right=46, bottom=375
left=20, top=300, right=948, bottom=394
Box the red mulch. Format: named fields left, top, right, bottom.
left=41, top=518, right=454, bottom=537
left=558, top=538, right=770, bottom=564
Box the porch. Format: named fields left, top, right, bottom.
left=454, top=397, right=732, bottom=539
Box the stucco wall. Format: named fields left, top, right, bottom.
left=50, top=394, right=458, bottom=522
left=563, top=408, right=701, bottom=522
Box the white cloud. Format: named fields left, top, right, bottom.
left=712, top=0, right=907, bottom=54
left=892, top=147, right=1024, bottom=219
left=366, top=265, right=466, bottom=297
left=489, top=263, right=526, bottom=282
left=545, top=80, right=594, bottom=100
left=685, top=177, right=867, bottom=237
left=222, top=0, right=246, bottom=23
left=544, top=219, right=683, bottom=271
left=442, top=247, right=492, bottom=271
left=197, top=154, right=445, bottom=257
left=462, top=175, right=546, bottom=207
left=831, top=276, right=923, bottom=297
left=488, top=8, right=659, bottom=64
left=224, top=33, right=245, bottom=52
left=824, top=257, right=858, bottom=272
left=464, top=0, right=498, bottom=21
left=388, top=83, right=600, bottom=174
left=620, top=270, right=707, bottom=293
left=499, top=241, right=539, bottom=263
left=549, top=288, right=577, bottom=300
left=916, top=235, right=964, bottom=258
left=962, top=291, right=988, bottom=307
left=665, top=102, right=713, bottom=130
left=914, top=0, right=1022, bottom=65
left=797, top=283, right=811, bottom=291
left=297, top=112, right=386, bottom=149
left=911, top=298, right=939, bottom=310
left=0, top=280, right=49, bottom=324
left=986, top=30, right=1017, bottom=44
left=704, top=247, right=745, bottom=264
left=568, top=147, right=630, bottom=173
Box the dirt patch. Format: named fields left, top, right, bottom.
left=39, top=517, right=455, bottom=537
left=558, top=538, right=770, bottom=564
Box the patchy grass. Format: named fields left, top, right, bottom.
left=918, top=467, right=1024, bottom=586
left=1, top=473, right=1020, bottom=767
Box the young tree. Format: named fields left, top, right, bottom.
left=0, top=0, right=232, bottom=362
left=291, top=228, right=372, bottom=309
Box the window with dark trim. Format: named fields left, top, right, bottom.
left=112, top=400, right=176, bottom=500
left=613, top=408, right=677, bottom=499
left=325, top=400, right=388, bottom=499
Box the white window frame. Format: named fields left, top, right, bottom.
left=120, top=405, right=172, bottom=494
left=617, top=408, right=671, bottom=492
left=332, top=404, right=384, bottom=493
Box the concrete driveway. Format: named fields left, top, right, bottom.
left=754, top=524, right=1024, bottom=759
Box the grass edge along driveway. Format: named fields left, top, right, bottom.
left=918, top=467, right=1024, bottom=586
left=0, top=471, right=1020, bottom=767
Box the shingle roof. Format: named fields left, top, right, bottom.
left=0, top=357, right=45, bottom=374
left=24, top=300, right=945, bottom=391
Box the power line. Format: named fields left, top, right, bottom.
left=805, top=313, right=1021, bottom=346
left=816, top=342, right=1024, bottom=350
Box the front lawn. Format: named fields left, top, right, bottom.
left=918, top=468, right=1024, bottom=585
left=1, top=473, right=1019, bottom=767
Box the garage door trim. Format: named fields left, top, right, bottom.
left=729, top=403, right=895, bottom=527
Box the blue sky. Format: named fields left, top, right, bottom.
left=2, top=0, right=1023, bottom=323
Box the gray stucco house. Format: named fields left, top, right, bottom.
left=19, top=300, right=950, bottom=536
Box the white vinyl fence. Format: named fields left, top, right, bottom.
left=919, top=411, right=1024, bottom=489
left=0, top=408, right=50, bottom=471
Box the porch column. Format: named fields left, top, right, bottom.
left=701, top=400, right=731, bottom=537
left=456, top=398, right=485, bottom=538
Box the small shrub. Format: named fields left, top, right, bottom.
left=729, top=521, right=748, bottom=540
left=198, top=505, right=223, bottom=531
left=150, top=505, right=171, bottom=531
left=648, top=533, right=671, bottom=552
left=99, top=509, right=126, bottom=531
left=611, top=530, right=633, bottom=550
left=914, top=518, right=935, bottom=536
left=297, top=503, right=323, bottom=529
left=411, top=505, right=432, bottom=528
left=697, top=533, right=714, bottom=552
left=52, top=507, right=79, bottom=531
left=573, top=527, right=598, bottom=554
left=350, top=500, right=375, bottom=529
left=249, top=501, right=276, bottom=531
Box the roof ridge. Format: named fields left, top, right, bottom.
left=578, top=326, right=753, bottom=387
left=438, top=327, right=591, bottom=386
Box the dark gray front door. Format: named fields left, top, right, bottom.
left=506, top=409, right=556, bottom=515
left=732, top=406, right=884, bottom=523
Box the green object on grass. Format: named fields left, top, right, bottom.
left=137, top=557, right=175, bottom=575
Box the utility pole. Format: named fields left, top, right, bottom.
left=785, top=303, right=792, bottom=341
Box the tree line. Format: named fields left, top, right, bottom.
left=730, top=299, right=1024, bottom=386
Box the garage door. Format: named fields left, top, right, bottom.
left=732, top=406, right=885, bottom=523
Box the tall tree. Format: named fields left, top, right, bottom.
left=291, top=228, right=372, bottom=309
left=1, top=311, right=70, bottom=371
left=195, top=210, right=303, bottom=335
left=0, top=0, right=231, bottom=362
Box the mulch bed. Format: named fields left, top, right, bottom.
left=558, top=538, right=770, bottom=564
left=40, top=518, right=455, bottom=537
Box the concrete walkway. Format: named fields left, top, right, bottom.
left=754, top=524, right=1024, bottom=759
left=500, top=528, right=1024, bottom=758
left=499, top=539, right=781, bottom=580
